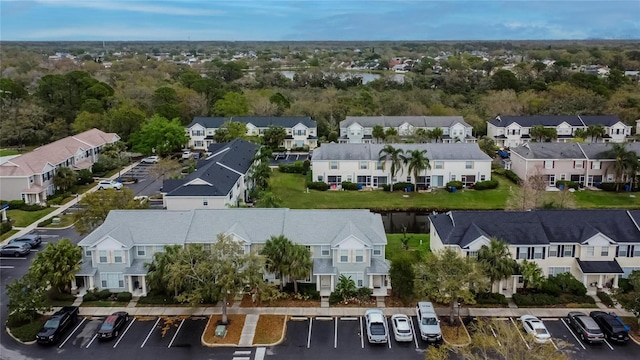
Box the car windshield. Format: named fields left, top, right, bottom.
left=422, top=317, right=438, bottom=325
left=100, top=323, right=114, bottom=331
left=44, top=319, right=60, bottom=328
left=535, top=329, right=548, bottom=335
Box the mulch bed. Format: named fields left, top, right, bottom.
left=202, top=314, right=246, bottom=345
left=240, top=294, right=320, bottom=308
left=440, top=317, right=471, bottom=346
left=253, top=315, right=286, bottom=345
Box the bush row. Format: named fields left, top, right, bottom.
left=512, top=293, right=595, bottom=307
left=596, top=291, right=615, bottom=307
left=556, top=180, right=579, bottom=190
left=381, top=182, right=414, bottom=192
left=38, top=218, right=53, bottom=227
left=475, top=292, right=508, bottom=305
left=504, top=170, right=521, bottom=184
left=446, top=181, right=464, bottom=192
left=0, top=221, right=12, bottom=235
left=474, top=180, right=499, bottom=190
left=307, top=182, right=329, bottom=191
left=328, top=287, right=372, bottom=305
left=0, top=200, right=47, bottom=211
left=341, top=181, right=359, bottom=190
left=83, top=289, right=132, bottom=302
left=278, top=160, right=310, bottom=174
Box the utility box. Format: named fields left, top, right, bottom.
left=215, top=325, right=227, bottom=338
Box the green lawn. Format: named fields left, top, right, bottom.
left=0, top=229, right=19, bottom=241
left=270, top=171, right=511, bottom=210
left=386, top=233, right=430, bottom=261
left=0, top=149, right=20, bottom=156
left=7, top=208, right=56, bottom=227
left=573, top=190, right=640, bottom=209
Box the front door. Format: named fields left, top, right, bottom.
left=373, top=276, right=382, bottom=288
left=320, top=276, right=330, bottom=289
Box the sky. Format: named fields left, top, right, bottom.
left=0, top=0, right=638, bottom=41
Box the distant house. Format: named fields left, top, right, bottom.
left=487, top=115, right=632, bottom=148
left=76, top=208, right=389, bottom=298
left=311, top=143, right=492, bottom=189
left=186, top=116, right=318, bottom=151
left=339, top=116, right=476, bottom=144
left=429, top=210, right=640, bottom=297
left=162, top=139, right=258, bottom=209
left=0, top=129, right=119, bottom=204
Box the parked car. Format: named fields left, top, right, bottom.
left=97, top=312, right=129, bottom=340
left=416, top=302, right=442, bottom=342
left=364, top=309, right=388, bottom=344
left=97, top=180, right=123, bottom=190
left=567, top=311, right=605, bottom=344
left=36, top=306, right=79, bottom=344
left=140, top=156, right=159, bottom=164
left=181, top=150, right=193, bottom=160
left=0, top=243, right=31, bottom=257
left=391, top=314, right=414, bottom=342
left=520, top=315, right=551, bottom=343
left=9, top=234, right=42, bottom=248
left=589, top=311, right=629, bottom=343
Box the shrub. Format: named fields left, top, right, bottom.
left=356, top=287, right=373, bottom=301
left=390, top=182, right=414, bottom=192
left=302, top=159, right=310, bottom=174
left=504, top=170, right=521, bottom=184
left=6, top=315, right=45, bottom=342
left=475, top=292, right=508, bottom=305
left=38, top=218, right=53, bottom=227
left=598, top=182, right=617, bottom=192
left=97, top=289, right=113, bottom=300
left=76, top=169, right=94, bottom=185
left=474, top=180, right=499, bottom=190
left=493, top=168, right=506, bottom=175
left=618, top=278, right=633, bottom=293
left=512, top=293, right=557, bottom=306
left=328, top=291, right=342, bottom=305
left=7, top=200, right=27, bottom=209
left=596, top=291, right=615, bottom=307
left=307, top=182, right=329, bottom=191
left=556, top=180, right=579, bottom=190
left=446, top=181, right=463, bottom=192
left=0, top=221, right=12, bottom=235
left=47, top=196, right=63, bottom=206
left=4, top=200, right=49, bottom=211
left=83, top=292, right=98, bottom=302
left=278, top=162, right=305, bottom=174
left=341, top=181, right=359, bottom=190
left=116, top=292, right=133, bottom=302
left=137, top=291, right=180, bottom=305
left=546, top=273, right=587, bottom=296
left=49, top=290, right=76, bottom=302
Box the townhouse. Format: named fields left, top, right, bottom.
left=488, top=115, right=632, bottom=148
left=429, top=210, right=640, bottom=297
left=75, top=208, right=389, bottom=298
left=162, top=139, right=258, bottom=209
left=186, top=116, right=318, bottom=151
left=339, top=116, right=476, bottom=144
left=311, top=143, right=492, bottom=190
left=0, top=129, right=120, bottom=204
left=510, top=142, right=640, bottom=187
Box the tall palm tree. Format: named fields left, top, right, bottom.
left=401, top=149, right=431, bottom=191
left=145, top=244, right=182, bottom=296
left=573, top=128, right=587, bottom=141
left=607, top=143, right=636, bottom=191
left=261, top=235, right=292, bottom=290
left=477, top=238, right=516, bottom=293
left=378, top=145, right=404, bottom=192
left=288, top=244, right=312, bottom=293
left=587, top=124, right=606, bottom=143
left=30, top=239, right=82, bottom=293
left=519, top=260, right=544, bottom=290
left=429, top=128, right=444, bottom=143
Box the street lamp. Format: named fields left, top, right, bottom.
left=456, top=301, right=461, bottom=337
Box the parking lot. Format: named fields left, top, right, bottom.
left=119, top=163, right=164, bottom=198
left=269, top=152, right=311, bottom=167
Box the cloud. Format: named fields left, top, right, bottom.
left=33, top=0, right=224, bottom=16
left=19, top=25, right=238, bottom=41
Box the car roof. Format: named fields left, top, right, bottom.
left=3, top=243, right=28, bottom=248
left=17, top=234, right=39, bottom=239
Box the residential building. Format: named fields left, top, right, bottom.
left=0, top=129, right=119, bottom=204
left=510, top=142, right=640, bottom=187
left=162, top=139, right=258, bottom=209
left=186, top=116, right=318, bottom=151
left=75, top=208, right=389, bottom=298
left=487, top=115, right=632, bottom=148
left=429, top=210, right=640, bottom=297
left=311, top=143, right=492, bottom=190
left=339, top=116, right=476, bottom=144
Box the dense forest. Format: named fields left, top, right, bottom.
left=1, top=41, right=639, bottom=148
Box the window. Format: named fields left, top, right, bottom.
left=601, top=246, right=609, bottom=257
left=100, top=273, right=124, bottom=288
left=434, top=161, right=443, bottom=169
left=355, top=249, right=364, bottom=263
left=321, top=246, right=330, bottom=256
left=574, top=161, right=583, bottom=169
left=373, top=245, right=382, bottom=256
left=467, top=251, right=478, bottom=258
left=586, top=246, right=594, bottom=257
left=137, top=246, right=146, bottom=256
left=517, top=247, right=528, bottom=260
left=465, top=161, right=473, bottom=169
left=340, top=250, right=349, bottom=263
left=85, top=248, right=91, bottom=257
left=407, top=176, right=411, bottom=183
left=203, top=199, right=208, bottom=206
left=544, top=160, right=554, bottom=169
left=450, top=175, right=457, bottom=181
left=634, top=246, right=640, bottom=257
left=359, top=161, right=368, bottom=170
left=592, top=161, right=601, bottom=170
left=618, top=245, right=628, bottom=257
left=533, top=247, right=544, bottom=259
left=203, top=243, right=211, bottom=252
left=330, top=161, right=338, bottom=170
left=548, top=267, right=571, bottom=276
left=376, top=161, right=384, bottom=170
left=563, top=246, right=574, bottom=257
left=560, top=174, right=566, bottom=181
left=480, top=175, right=486, bottom=181
left=99, top=250, right=108, bottom=263
left=114, top=250, right=123, bottom=263
left=317, top=175, right=323, bottom=182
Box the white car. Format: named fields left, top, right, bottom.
left=140, top=156, right=159, bottom=164
left=97, top=180, right=123, bottom=190
left=181, top=151, right=193, bottom=159
left=391, top=314, right=414, bottom=342
left=520, top=315, right=551, bottom=343
left=364, top=309, right=389, bottom=344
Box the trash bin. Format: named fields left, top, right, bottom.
left=625, top=184, right=631, bottom=192
left=358, top=184, right=363, bottom=190
left=559, top=184, right=565, bottom=190
left=406, top=186, right=412, bottom=192
left=451, top=186, right=456, bottom=193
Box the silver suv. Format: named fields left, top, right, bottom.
left=416, top=302, right=442, bottom=342
left=98, top=180, right=123, bottom=190
left=364, top=309, right=388, bottom=344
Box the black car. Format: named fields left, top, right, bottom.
left=9, top=234, right=42, bottom=248
left=590, top=311, right=629, bottom=343
left=97, top=312, right=129, bottom=340
left=36, top=306, right=79, bottom=344
left=567, top=311, right=605, bottom=344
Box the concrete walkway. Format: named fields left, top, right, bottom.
left=238, top=314, right=259, bottom=346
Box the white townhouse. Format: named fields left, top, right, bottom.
left=339, top=116, right=476, bottom=144
left=0, top=129, right=120, bottom=204
left=186, top=116, right=318, bottom=151
left=311, top=143, right=492, bottom=190
left=429, top=210, right=640, bottom=297
left=76, top=209, right=390, bottom=300
left=488, top=115, right=632, bottom=148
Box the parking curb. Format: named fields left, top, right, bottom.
left=4, top=323, right=37, bottom=345
left=251, top=314, right=288, bottom=347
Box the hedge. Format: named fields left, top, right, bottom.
left=0, top=221, right=12, bottom=235
left=38, top=218, right=53, bottom=227
left=474, top=180, right=499, bottom=190
left=596, top=291, right=615, bottom=307
left=0, top=200, right=47, bottom=211
left=382, top=182, right=414, bottom=192
left=117, top=292, right=133, bottom=302
left=475, top=292, right=508, bottom=305
left=598, top=182, right=617, bottom=192
left=278, top=162, right=305, bottom=174
left=446, top=181, right=464, bottom=191
left=307, top=182, right=329, bottom=191
left=341, top=181, right=359, bottom=191
left=504, top=170, right=521, bottom=184
left=556, top=180, right=579, bottom=190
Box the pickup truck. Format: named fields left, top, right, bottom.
left=36, top=306, right=79, bottom=344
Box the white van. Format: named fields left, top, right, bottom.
left=416, top=302, right=442, bottom=342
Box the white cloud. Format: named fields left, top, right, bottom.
left=34, top=0, right=224, bottom=16
left=18, top=25, right=238, bottom=41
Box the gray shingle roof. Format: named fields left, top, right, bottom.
left=341, top=116, right=469, bottom=128
left=123, top=259, right=149, bottom=275
left=79, top=209, right=387, bottom=248
left=313, top=143, right=491, bottom=161
left=313, top=258, right=337, bottom=275
left=366, top=258, right=390, bottom=275
left=430, top=210, right=640, bottom=248
left=576, top=260, right=623, bottom=274
left=188, top=116, right=316, bottom=129
left=488, top=115, right=621, bottom=127
left=510, top=142, right=639, bottom=160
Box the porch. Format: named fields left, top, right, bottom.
left=576, top=259, right=622, bottom=295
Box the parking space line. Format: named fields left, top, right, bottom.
left=386, top=316, right=391, bottom=349
left=0, top=266, right=14, bottom=269
left=140, top=317, right=161, bottom=348
left=490, top=325, right=502, bottom=347
left=360, top=317, right=364, bottom=349
left=334, top=317, right=338, bottom=349
left=509, top=317, right=530, bottom=350
left=167, top=318, right=185, bottom=348
left=549, top=338, right=558, bottom=350
left=603, top=339, right=614, bottom=351
left=411, top=316, right=419, bottom=349
left=85, top=333, right=98, bottom=348
left=58, top=317, right=87, bottom=349
left=307, top=317, right=312, bottom=349
left=113, top=318, right=136, bottom=348
left=560, top=318, right=586, bottom=350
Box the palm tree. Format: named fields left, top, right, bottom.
left=372, top=125, right=385, bottom=143
left=30, top=239, right=82, bottom=293
left=477, top=238, right=516, bottom=294
left=429, top=127, right=444, bottom=143
left=145, top=244, right=182, bottom=296
left=288, top=244, right=312, bottom=293
left=401, top=149, right=431, bottom=191
left=607, top=143, right=636, bottom=191
left=413, top=128, right=429, bottom=143
left=519, top=260, right=544, bottom=290
left=261, top=235, right=293, bottom=291
left=255, top=191, right=281, bottom=208
left=573, top=128, right=587, bottom=141
left=53, top=167, right=77, bottom=193
left=378, top=145, right=404, bottom=192
left=587, top=124, right=606, bottom=143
